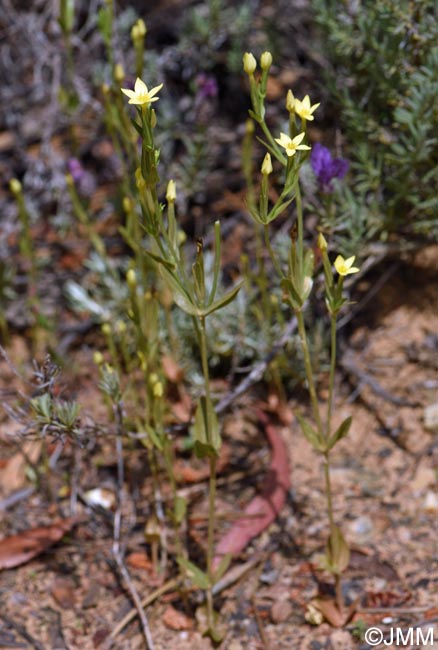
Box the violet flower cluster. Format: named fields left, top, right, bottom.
left=310, top=143, right=349, bottom=193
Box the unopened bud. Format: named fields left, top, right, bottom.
left=260, top=51, right=273, bottom=70
left=127, top=268, right=137, bottom=289
left=286, top=89, right=295, bottom=113
left=113, top=63, right=125, bottom=83
left=9, top=178, right=22, bottom=195
left=317, top=233, right=328, bottom=252
left=261, top=153, right=273, bottom=175
left=93, top=351, right=104, bottom=365
left=153, top=381, right=163, bottom=398
left=122, top=196, right=132, bottom=213
left=246, top=118, right=255, bottom=134
left=243, top=52, right=257, bottom=75
left=166, top=179, right=176, bottom=203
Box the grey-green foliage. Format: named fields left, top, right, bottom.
left=313, top=0, right=438, bottom=238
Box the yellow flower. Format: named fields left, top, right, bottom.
left=260, top=51, right=273, bottom=70
left=243, top=52, right=257, bottom=75
left=294, top=95, right=320, bottom=121
left=121, top=77, right=163, bottom=105
left=274, top=132, right=311, bottom=157
left=261, top=153, right=273, bottom=175
left=334, top=255, right=360, bottom=276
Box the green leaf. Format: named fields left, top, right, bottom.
left=174, top=496, right=187, bottom=525
left=280, top=278, right=303, bottom=309
left=213, top=553, right=232, bottom=582
left=130, top=119, right=143, bottom=136
left=159, top=266, right=198, bottom=316
left=193, top=396, right=221, bottom=456
left=146, top=425, right=164, bottom=451
left=202, top=281, right=243, bottom=317
left=327, top=416, right=352, bottom=451
left=143, top=249, right=176, bottom=272
left=296, top=414, right=325, bottom=452
left=177, top=557, right=210, bottom=589
left=326, top=525, right=350, bottom=575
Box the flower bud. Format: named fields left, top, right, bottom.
left=243, top=52, right=257, bottom=75
left=261, top=153, right=273, bottom=175
left=166, top=179, right=176, bottom=203
left=317, top=233, right=328, bottom=252
left=127, top=269, right=137, bottom=289
left=9, top=178, right=22, bottom=195
left=102, top=323, right=111, bottom=336
left=93, top=351, right=104, bottom=365
left=113, top=63, right=125, bottom=83
left=260, top=51, right=273, bottom=70
left=286, top=89, right=295, bottom=113
left=122, top=196, right=131, bottom=214
left=135, top=18, right=146, bottom=37
left=245, top=118, right=255, bottom=134
left=153, top=381, right=163, bottom=398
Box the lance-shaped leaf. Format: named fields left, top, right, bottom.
left=327, top=416, right=352, bottom=451
left=326, top=525, right=350, bottom=575
left=177, top=557, right=210, bottom=589
left=192, top=239, right=206, bottom=305
left=281, top=277, right=303, bottom=309
left=159, top=266, right=198, bottom=316
left=174, top=495, right=187, bottom=525
left=202, top=281, right=243, bottom=317
left=143, top=249, right=176, bottom=272
left=193, top=396, right=221, bottom=458
left=296, top=414, right=326, bottom=452
left=213, top=553, right=232, bottom=582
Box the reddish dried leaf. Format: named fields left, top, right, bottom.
left=161, top=355, right=184, bottom=383
left=0, top=518, right=76, bottom=570
left=126, top=552, right=153, bottom=571
left=51, top=576, right=76, bottom=609
left=213, top=410, right=290, bottom=570
left=162, top=605, right=194, bottom=631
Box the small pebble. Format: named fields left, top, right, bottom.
left=271, top=599, right=293, bottom=623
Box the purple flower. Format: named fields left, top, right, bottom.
left=67, top=158, right=96, bottom=198
left=310, top=143, right=349, bottom=193
left=196, top=73, right=218, bottom=100
left=67, top=158, right=85, bottom=184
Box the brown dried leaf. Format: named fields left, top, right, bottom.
left=126, top=552, right=153, bottom=572
left=162, top=605, right=194, bottom=631
left=313, top=598, right=357, bottom=627
left=0, top=518, right=76, bottom=570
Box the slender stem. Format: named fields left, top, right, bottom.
left=295, top=180, right=304, bottom=272
left=206, top=454, right=217, bottom=628
left=323, top=455, right=335, bottom=532
left=295, top=310, right=323, bottom=434
left=198, top=317, right=211, bottom=405
left=326, top=315, right=337, bottom=439
left=198, top=316, right=216, bottom=630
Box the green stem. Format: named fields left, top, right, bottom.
left=295, top=310, right=323, bottom=435
left=326, top=315, right=337, bottom=439
left=323, top=454, right=335, bottom=532
left=198, top=316, right=216, bottom=630
left=295, top=180, right=304, bottom=273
